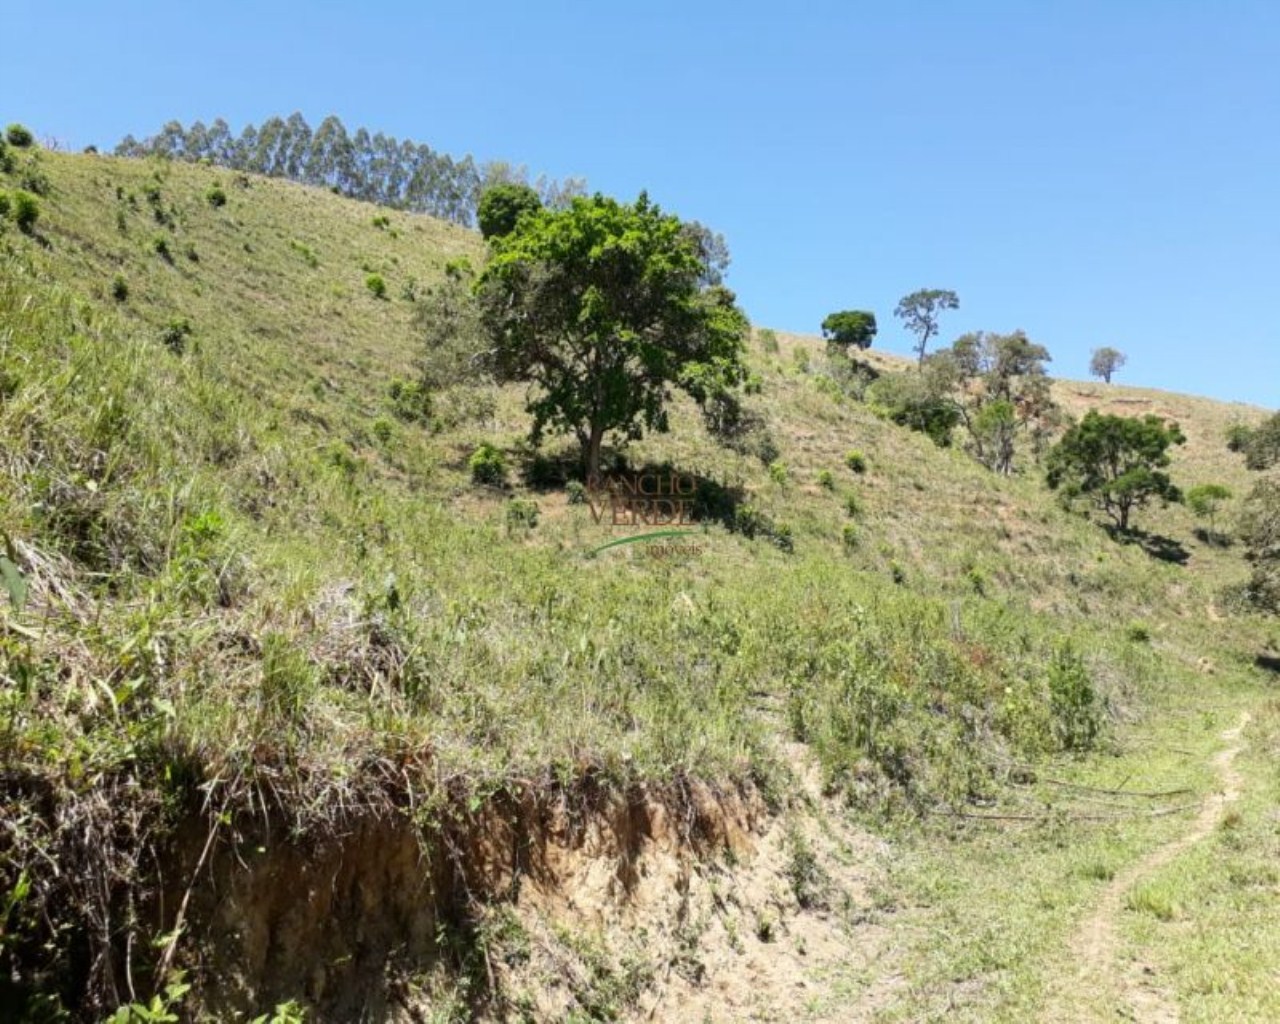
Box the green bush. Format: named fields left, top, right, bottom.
left=1126, top=622, right=1151, bottom=643
left=371, top=213, right=391, bottom=229
left=205, top=185, right=227, bottom=208
left=965, top=567, right=988, bottom=596
left=10, top=190, right=39, bottom=233
left=0, top=193, right=9, bottom=218
left=1047, top=644, right=1101, bottom=751
left=110, top=275, right=129, bottom=302
left=732, top=503, right=765, bottom=539
left=757, top=328, right=780, bottom=354
left=566, top=480, right=588, bottom=505
left=505, top=497, right=540, bottom=531
left=845, top=450, right=868, bottom=474
left=365, top=273, right=387, bottom=299
left=388, top=378, right=431, bottom=423
left=469, top=443, right=506, bottom=486
left=289, top=239, right=319, bottom=268
left=843, top=492, right=861, bottom=518
left=371, top=416, right=395, bottom=444
left=151, top=234, right=171, bottom=260
left=768, top=461, right=788, bottom=486
left=817, top=469, right=835, bottom=490
left=5, top=124, right=34, bottom=148
left=890, top=560, right=907, bottom=585
left=160, top=317, right=192, bottom=354
left=841, top=524, right=859, bottom=549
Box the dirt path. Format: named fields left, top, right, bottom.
left=1051, top=711, right=1251, bottom=1023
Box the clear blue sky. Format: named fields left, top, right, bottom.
left=5, top=1, right=1278, bottom=407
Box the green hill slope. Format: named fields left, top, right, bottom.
left=1, top=144, right=1276, bottom=1022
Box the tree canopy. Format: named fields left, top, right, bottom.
left=894, top=288, right=958, bottom=365
left=477, top=183, right=542, bottom=239
left=1185, top=483, right=1232, bottom=541
left=1045, top=411, right=1185, bottom=531
left=820, top=310, right=877, bottom=354
left=1089, top=347, right=1127, bottom=384
left=475, top=192, right=749, bottom=479
left=933, top=330, right=1057, bottom=474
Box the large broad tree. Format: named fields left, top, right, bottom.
left=820, top=310, right=877, bottom=355
left=475, top=192, right=749, bottom=479
left=935, top=330, right=1056, bottom=474
left=894, top=288, right=958, bottom=365
left=1089, top=346, right=1127, bottom=384
left=1045, top=411, right=1185, bottom=531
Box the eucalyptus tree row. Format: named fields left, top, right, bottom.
left=115, top=113, right=585, bottom=227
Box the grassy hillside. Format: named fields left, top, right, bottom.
left=1, top=144, right=1277, bottom=1022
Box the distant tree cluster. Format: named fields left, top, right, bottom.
left=115, top=113, right=586, bottom=228
left=1233, top=411, right=1280, bottom=610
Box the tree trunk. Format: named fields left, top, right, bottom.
left=584, top=424, right=605, bottom=483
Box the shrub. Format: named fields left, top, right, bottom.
left=505, top=497, right=540, bottom=531
left=758, top=328, right=779, bottom=354
left=184, top=243, right=199, bottom=262
left=110, top=275, right=129, bottom=301
left=768, top=461, right=788, bottom=486
left=845, top=450, right=868, bottom=474
left=841, top=524, right=859, bottom=549
left=732, top=504, right=765, bottom=539
left=365, top=273, right=387, bottom=299
left=890, top=560, right=906, bottom=585
left=18, top=166, right=49, bottom=195
left=769, top=521, right=795, bottom=552
left=371, top=416, right=395, bottom=444
left=205, top=185, right=227, bottom=207
left=566, top=480, right=588, bottom=505
left=965, top=567, right=988, bottom=596
left=817, top=469, right=835, bottom=490
left=371, top=213, right=391, bottom=229
left=151, top=234, right=171, bottom=260
left=793, top=347, right=811, bottom=373
left=388, top=378, right=432, bottom=423
left=10, top=190, right=39, bottom=233
left=469, top=443, right=506, bottom=486
left=0, top=136, right=7, bottom=171
left=0, top=193, right=8, bottom=218
left=5, top=124, right=34, bottom=148
left=160, top=317, right=192, bottom=354
left=1126, top=622, right=1151, bottom=643
left=843, top=493, right=861, bottom=518
left=289, top=239, right=319, bottom=268
left=1047, top=644, right=1101, bottom=751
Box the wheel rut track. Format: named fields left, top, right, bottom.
left=1054, top=711, right=1251, bottom=1023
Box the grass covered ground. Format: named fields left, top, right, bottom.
left=0, top=143, right=1276, bottom=1021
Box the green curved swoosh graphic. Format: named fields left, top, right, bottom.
left=585, top=530, right=701, bottom=556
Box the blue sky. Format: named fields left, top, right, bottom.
left=5, top=1, right=1278, bottom=407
